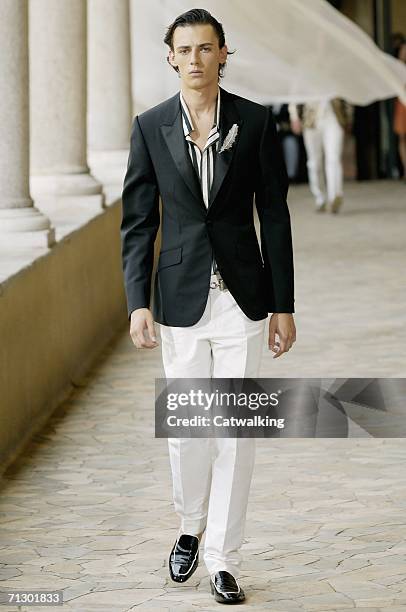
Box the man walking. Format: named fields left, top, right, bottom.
left=289, top=99, right=352, bottom=213
left=121, top=8, right=296, bottom=604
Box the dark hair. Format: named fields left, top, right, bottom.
left=163, top=8, right=235, bottom=79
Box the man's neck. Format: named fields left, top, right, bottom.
left=180, top=82, right=219, bottom=120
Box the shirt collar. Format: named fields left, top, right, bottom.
left=180, top=87, right=221, bottom=137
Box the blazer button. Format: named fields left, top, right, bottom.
left=206, top=219, right=212, bottom=226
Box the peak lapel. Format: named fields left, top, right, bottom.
left=208, top=88, right=243, bottom=210
left=160, top=98, right=205, bottom=211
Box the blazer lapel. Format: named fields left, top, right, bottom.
left=160, top=97, right=205, bottom=211
left=208, top=88, right=243, bottom=210
left=160, top=87, right=243, bottom=213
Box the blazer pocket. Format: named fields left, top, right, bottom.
left=157, top=246, right=183, bottom=270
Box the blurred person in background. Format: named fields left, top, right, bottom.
left=289, top=99, right=353, bottom=213
left=391, top=32, right=405, bottom=59
left=270, top=103, right=300, bottom=182
left=393, top=41, right=406, bottom=181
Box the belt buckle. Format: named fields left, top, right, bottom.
left=215, top=270, right=228, bottom=292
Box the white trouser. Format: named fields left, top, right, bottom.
left=158, top=274, right=267, bottom=578
left=303, top=112, right=344, bottom=206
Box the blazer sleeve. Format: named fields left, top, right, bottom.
left=120, top=115, right=160, bottom=320
left=254, top=106, right=295, bottom=314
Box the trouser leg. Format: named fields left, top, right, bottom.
left=322, top=114, right=344, bottom=203
left=159, top=295, right=213, bottom=536
left=203, top=288, right=266, bottom=578
left=283, top=134, right=300, bottom=179
left=303, top=126, right=325, bottom=206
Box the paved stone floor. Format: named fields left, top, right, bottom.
left=1, top=181, right=406, bottom=611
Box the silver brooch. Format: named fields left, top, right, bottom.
left=219, top=123, right=239, bottom=153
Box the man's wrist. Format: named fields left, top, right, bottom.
left=129, top=307, right=150, bottom=321
left=130, top=307, right=150, bottom=316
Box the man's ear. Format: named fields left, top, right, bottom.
left=168, top=49, right=177, bottom=69
left=220, top=44, right=228, bottom=63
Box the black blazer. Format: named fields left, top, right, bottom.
left=120, top=86, right=295, bottom=326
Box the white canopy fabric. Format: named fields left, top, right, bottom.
left=131, top=0, right=406, bottom=113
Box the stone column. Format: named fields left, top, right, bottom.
left=87, top=0, right=132, bottom=188
left=0, top=0, right=54, bottom=247
left=29, top=0, right=103, bottom=207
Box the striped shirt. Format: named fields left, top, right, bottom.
left=180, top=88, right=220, bottom=274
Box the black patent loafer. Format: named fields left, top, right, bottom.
left=210, top=570, right=246, bottom=604
left=169, top=534, right=199, bottom=582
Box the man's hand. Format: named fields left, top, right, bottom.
left=268, top=313, right=296, bottom=359
left=344, top=122, right=353, bottom=136
left=130, top=308, right=158, bottom=349
left=290, top=118, right=302, bottom=135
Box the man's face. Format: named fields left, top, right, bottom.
left=168, top=24, right=228, bottom=89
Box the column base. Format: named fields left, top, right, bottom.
left=87, top=149, right=129, bottom=186
left=30, top=172, right=103, bottom=198
left=35, top=194, right=105, bottom=219
left=0, top=206, right=55, bottom=247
